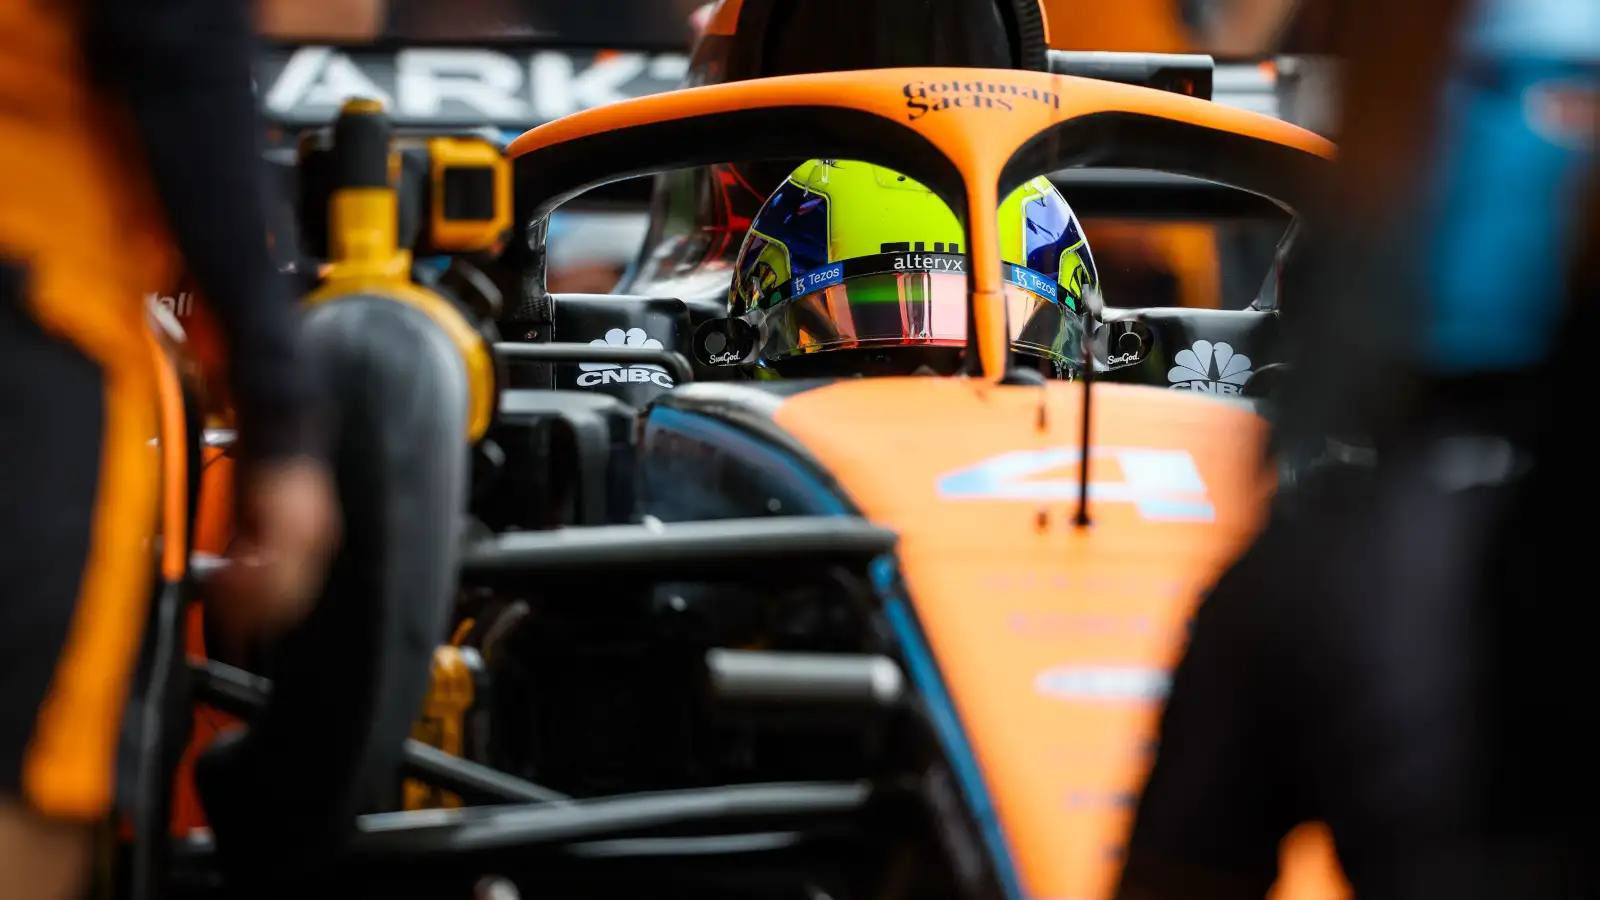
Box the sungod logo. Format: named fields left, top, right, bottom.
left=576, top=327, right=675, bottom=388
left=903, top=80, right=1061, bottom=121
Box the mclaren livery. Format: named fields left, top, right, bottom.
left=107, top=3, right=1345, bottom=900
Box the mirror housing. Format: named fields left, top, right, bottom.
left=691, top=318, right=761, bottom=368
left=1092, top=319, right=1155, bottom=370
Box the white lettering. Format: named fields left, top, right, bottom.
left=265, top=47, right=393, bottom=115
left=708, top=350, right=742, bottom=365
left=396, top=49, right=527, bottom=119
left=531, top=52, right=648, bottom=119
left=575, top=367, right=677, bottom=388
left=648, top=54, right=690, bottom=82
left=1171, top=381, right=1239, bottom=394
left=893, top=254, right=965, bottom=273
left=144, top=292, right=194, bottom=317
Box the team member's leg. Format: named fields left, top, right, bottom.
left=0, top=259, right=160, bottom=898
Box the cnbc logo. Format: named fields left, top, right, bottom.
left=902, top=80, right=1061, bottom=121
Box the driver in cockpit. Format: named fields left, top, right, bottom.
left=722, top=158, right=1098, bottom=381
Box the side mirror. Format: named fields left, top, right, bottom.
left=691, top=317, right=760, bottom=367
left=1092, top=319, right=1155, bottom=370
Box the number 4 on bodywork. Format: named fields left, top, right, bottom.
left=935, top=447, right=1214, bottom=522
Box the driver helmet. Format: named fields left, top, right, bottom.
left=728, top=158, right=1097, bottom=378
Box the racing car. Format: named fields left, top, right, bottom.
left=113, top=25, right=1345, bottom=900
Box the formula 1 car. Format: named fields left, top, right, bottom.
left=115, top=43, right=1341, bottom=900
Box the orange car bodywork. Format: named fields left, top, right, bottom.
left=507, top=66, right=1331, bottom=383
left=171, top=63, right=1345, bottom=895
left=510, top=67, right=1342, bottom=897
left=771, top=379, right=1346, bottom=899
left=698, top=0, right=1228, bottom=309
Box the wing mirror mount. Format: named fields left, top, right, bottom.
left=691, top=317, right=761, bottom=368
left=1092, top=319, right=1155, bottom=371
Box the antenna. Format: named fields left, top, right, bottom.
left=1073, top=290, right=1099, bottom=528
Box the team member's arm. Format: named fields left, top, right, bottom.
left=83, top=0, right=318, bottom=463
left=1115, top=538, right=1301, bottom=900
left=83, top=0, right=338, bottom=647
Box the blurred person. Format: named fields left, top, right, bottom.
left=1116, top=0, right=1600, bottom=897
left=1043, top=0, right=1191, bottom=53
left=0, top=1, right=338, bottom=898
left=257, top=0, right=385, bottom=41
left=1179, top=0, right=1309, bottom=56
left=380, top=0, right=705, bottom=44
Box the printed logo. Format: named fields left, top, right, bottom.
left=260, top=47, right=688, bottom=125
left=893, top=252, right=965, bottom=273
left=702, top=329, right=741, bottom=366
left=791, top=263, right=844, bottom=298
left=1166, top=340, right=1252, bottom=394
left=144, top=291, right=195, bottom=317
left=576, top=327, right=675, bottom=388
left=988, top=574, right=1188, bottom=600
left=1006, top=611, right=1159, bottom=637
left=1006, top=263, right=1057, bottom=302
left=936, top=446, right=1214, bottom=522
left=1060, top=788, right=1139, bottom=810
left=1034, top=665, right=1171, bottom=703
left=902, top=80, right=1061, bottom=121
left=692, top=317, right=759, bottom=367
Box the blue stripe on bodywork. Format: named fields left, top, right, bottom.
left=646, top=403, right=1025, bottom=900
left=875, top=558, right=1026, bottom=900
left=644, top=406, right=852, bottom=516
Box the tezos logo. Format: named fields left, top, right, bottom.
left=577, top=327, right=675, bottom=388
left=902, top=80, right=1061, bottom=121
left=1167, top=339, right=1252, bottom=394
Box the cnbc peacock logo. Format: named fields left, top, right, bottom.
left=1166, top=340, right=1253, bottom=394
left=576, top=327, right=675, bottom=388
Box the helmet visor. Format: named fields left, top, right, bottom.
left=755, top=252, right=1086, bottom=369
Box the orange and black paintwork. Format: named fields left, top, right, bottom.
left=166, top=19, right=1338, bottom=900
left=624, top=0, right=1233, bottom=313
left=507, top=65, right=1340, bottom=898
left=619, top=0, right=1050, bottom=306
left=0, top=0, right=195, bottom=820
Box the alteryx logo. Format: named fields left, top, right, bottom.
left=576, top=327, right=674, bottom=388
left=1034, top=665, right=1171, bottom=703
